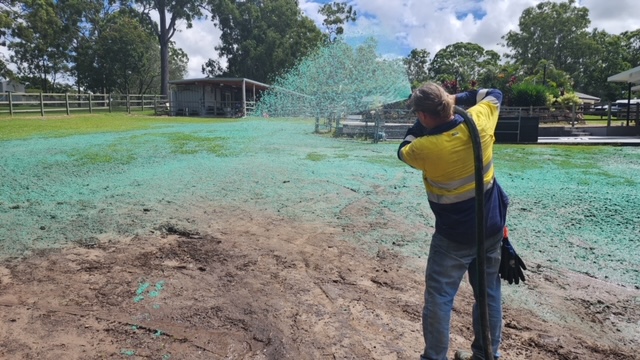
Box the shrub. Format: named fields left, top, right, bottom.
left=557, top=93, right=583, bottom=107
left=546, top=92, right=583, bottom=108
left=510, top=83, right=549, bottom=107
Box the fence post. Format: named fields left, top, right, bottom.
left=126, top=94, right=131, bottom=114
left=89, top=93, right=93, bottom=114
left=8, top=92, right=13, bottom=117
left=65, top=93, right=70, bottom=115
left=108, top=94, right=112, bottom=113
left=571, top=104, right=576, bottom=128
left=606, top=101, right=612, bottom=127
left=141, top=96, right=145, bottom=111
left=40, top=92, right=45, bottom=117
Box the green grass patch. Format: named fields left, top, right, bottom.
left=0, top=113, right=238, bottom=141
left=306, top=152, right=328, bottom=161
left=66, top=132, right=230, bottom=165
left=161, top=133, right=229, bottom=155
left=68, top=146, right=136, bottom=166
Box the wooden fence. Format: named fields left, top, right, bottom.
left=0, top=92, right=167, bottom=117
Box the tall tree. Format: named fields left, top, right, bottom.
left=94, top=12, right=158, bottom=93
left=502, top=0, right=590, bottom=77
left=169, top=45, right=189, bottom=81
left=206, top=0, right=324, bottom=83
left=620, top=29, right=640, bottom=69
left=429, top=42, right=500, bottom=89
left=9, top=0, right=73, bottom=92
left=577, top=29, right=629, bottom=101
left=318, top=1, right=356, bottom=42
left=523, top=60, right=574, bottom=91
left=124, top=0, right=205, bottom=96
left=0, top=0, right=16, bottom=78
left=404, top=48, right=430, bottom=89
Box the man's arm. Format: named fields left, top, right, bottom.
left=455, top=89, right=503, bottom=109
left=397, top=119, right=428, bottom=164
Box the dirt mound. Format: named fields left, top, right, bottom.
left=1, top=206, right=637, bottom=359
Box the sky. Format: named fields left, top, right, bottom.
left=171, top=0, right=640, bottom=79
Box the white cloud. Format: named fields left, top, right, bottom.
left=293, top=0, right=640, bottom=60
left=165, top=0, right=640, bottom=78
left=4, top=0, right=640, bottom=81
left=171, top=19, right=224, bottom=78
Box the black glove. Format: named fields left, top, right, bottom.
left=499, top=230, right=527, bottom=285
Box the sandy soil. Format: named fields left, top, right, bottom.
left=1, top=204, right=638, bottom=360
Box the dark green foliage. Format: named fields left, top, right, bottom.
left=404, top=48, right=431, bottom=89
left=429, top=42, right=500, bottom=88
left=502, top=0, right=591, bottom=76
left=319, top=1, right=357, bottom=42
left=206, top=0, right=325, bottom=83
left=9, top=0, right=73, bottom=92
left=510, top=83, right=549, bottom=107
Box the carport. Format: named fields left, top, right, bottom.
left=607, top=66, right=640, bottom=125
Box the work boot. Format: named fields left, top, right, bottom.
left=453, top=350, right=474, bottom=360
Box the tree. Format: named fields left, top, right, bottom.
left=429, top=42, right=500, bottom=89
left=9, top=0, right=76, bottom=92
left=404, top=48, right=430, bottom=89
left=206, top=0, right=325, bottom=83
left=576, top=29, right=629, bottom=101
left=201, top=58, right=225, bottom=78
left=0, top=0, right=17, bottom=78
left=523, top=60, right=574, bottom=91
left=502, top=0, right=591, bottom=77
left=94, top=13, right=159, bottom=94
left=124, top=0, right=205, bottom=96
left=621, top=30, right=640, bottom=70
left=318, top=1, right=356, bottom=42
left=169, top=45, right=189, bottom=81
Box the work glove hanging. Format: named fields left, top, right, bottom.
left=499, top=227, right=527, bottom=285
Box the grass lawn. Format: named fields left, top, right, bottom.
left=0, top=113, right=239, bottom=141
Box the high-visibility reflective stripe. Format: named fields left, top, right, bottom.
left=427, top=178, right=494, bottom=204
left=477, top=89, right=489, bottom=103
left=425, top=160, right=493, bottom=190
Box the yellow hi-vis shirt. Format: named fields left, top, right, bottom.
left=399, top=96, right=499, bottom=204
left=398, top=89, right=508, bottom=243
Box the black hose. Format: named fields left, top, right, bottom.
left=454, top=106, right=493, bottom=360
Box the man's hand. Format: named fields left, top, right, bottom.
left=499, top=228, right=527, bottom=285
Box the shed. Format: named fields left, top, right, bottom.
left=169, top=77, right=270, bottom=117
left=574, top=92, right=600, bottom=104
left=0, top=79, right=26, bottom=93
left=0, top=80, right=26, bottom=103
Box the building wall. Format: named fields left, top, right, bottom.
left=171, top=85, right=202, bottom=116
left=0, top=80, right=26, bottom=93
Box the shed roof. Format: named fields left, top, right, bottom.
left=169, top=77, right=271, bottom=90
left=574, top=92, right=600, bottom=102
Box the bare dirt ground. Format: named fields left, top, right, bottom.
left=0, top=204, right=638, bottom=360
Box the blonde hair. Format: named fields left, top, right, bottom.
left=408, top=82, right=454, bottom=122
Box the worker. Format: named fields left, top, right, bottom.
left=397, top=82, right=525, bottom=360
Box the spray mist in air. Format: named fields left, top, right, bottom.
left=253, top=37, right=412, bottom=119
